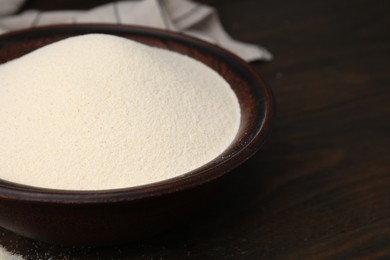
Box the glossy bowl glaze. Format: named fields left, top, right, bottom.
left=0, top=24, right=274, bottom=245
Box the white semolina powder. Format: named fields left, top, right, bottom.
left=0, top=34, right=240, bottom=190
left=0, top=246, right=23, bottom=260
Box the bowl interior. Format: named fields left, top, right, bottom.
left=0, top=24, right=273, bottom=199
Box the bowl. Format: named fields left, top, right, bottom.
left=0, top=24, right=274, bottom=245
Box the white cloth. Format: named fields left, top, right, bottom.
left=0, top=0, right=24, bottom=16
left=0, top=0, right=272, bottom=62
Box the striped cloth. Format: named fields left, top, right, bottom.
left=0, top=0, right=272, bottom=62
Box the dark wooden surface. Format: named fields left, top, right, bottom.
left=1, top=0, right=389, bottom=259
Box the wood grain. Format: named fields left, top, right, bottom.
left=1, top=0, right=389, bottom=259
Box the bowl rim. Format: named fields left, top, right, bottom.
left=0, top=24, right=275, bottom=204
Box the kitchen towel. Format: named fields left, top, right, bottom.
left=0, top=0, right=272, bottom=62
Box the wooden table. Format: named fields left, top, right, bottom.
left=1, top=0, right=389, bottom=258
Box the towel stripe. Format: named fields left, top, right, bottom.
left=30, top=12, right=41, bottom=27
left=156, top=0, right=171, bottom=30
left=113, top=2, right=121, bottom=24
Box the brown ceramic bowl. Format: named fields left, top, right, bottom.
left=0, top=24, right=274, bottom=246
